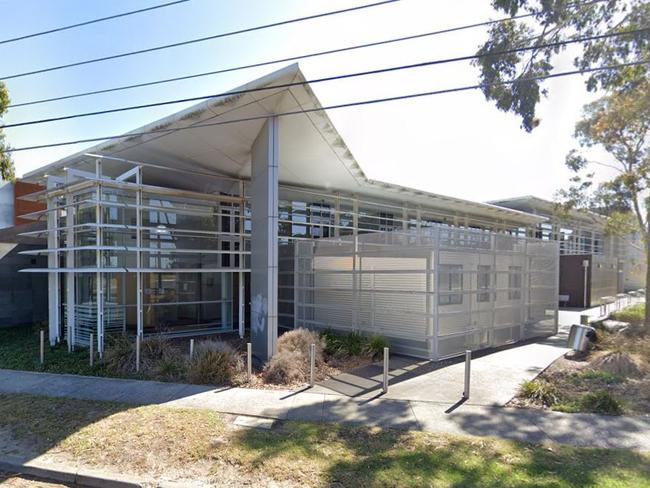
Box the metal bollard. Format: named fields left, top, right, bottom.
left=463, top=350, right=471, bottom=399
left=382, top=347, right=389, bottom=394
left=189, top=338, right=195, bottom=360
left=39, top=329, right=44, bottom=365
left=136, top=334, right=141, bottom=373
left=89, top=333, right=94, bottom=367
left=247, top=342, right=252, bottom=382
left=309, top=343, right=316, bottom=387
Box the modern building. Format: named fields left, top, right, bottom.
left=490, top=196, right=646, bottom=308
left=17, top=64, right=559, bottom=361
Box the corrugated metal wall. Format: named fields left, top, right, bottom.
left=294, top=227, right=558, bottom=360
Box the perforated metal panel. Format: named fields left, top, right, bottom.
left=294, top=227, right=559, bottom=360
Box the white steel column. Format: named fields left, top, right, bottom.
left=334, top=194, right=340, bottom=238
left=352, top=197, right=359, bottom=331
left=95, top=160, right=104, bottom=356
left=65, top=188, right=75, bottom=351
left=46, top=177, right=60, bottom=346
left=402, top=206, right=408, bottom=231
left=136, top=167, right=144, bottom=339
left=425, top=252, right=432, bottom=357
left=238, top=180, right=245, bottom=338
left=218, top=201, right=228, bottom=329
left=250, top=116, right=279, bottom=361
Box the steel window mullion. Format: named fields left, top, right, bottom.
left=136, top=167, right=143, bottom=339
left=95, top=161, right=104, bottom=357
left=238, top=180, right=245, bottom=338
left=46, top=177, right=61, bottom=346
left=65, top=188, right=76, bottom=351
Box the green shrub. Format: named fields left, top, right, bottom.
left=322, top=330, right=369, bottom=358
left=363, top=335, right=390, bottom=360
left=339, top=332, right=365, bottom=356
left=551, top=402, right=581, bottom=413
left=187, top=340, right=243, bottom=386
left=139, top=335, right=178, bottom=370
left=321, top=329, right=341, bottom=357
left=576, top=369, right=625, bottom=385
left=103, top=335, right=136, bottom=373
left=555, top=390, right=623, bottom=415
left=321, top=330, right=390, bottom=360
left=154, top=352, right=187, bottom=382
left=578, top=390, right=623, bottom=415
left=519, top=380, right=560, bottom=406
left=610, top=303, right=645, bottom=326
left=104, top=335, right=186, bottom=380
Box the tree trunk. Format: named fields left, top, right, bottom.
left=645, top=239, right=650, bottom=326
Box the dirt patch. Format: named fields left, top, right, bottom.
left=591, top=352, right=645, bottom=377
left=509, top=320, right=650, bottom=415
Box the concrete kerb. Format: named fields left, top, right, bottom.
left=0, top=456, right=142, bottom=488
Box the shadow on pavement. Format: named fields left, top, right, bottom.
left=315, top=334, right=567, bottom=398
left=449, top=406, right=650, bottom=449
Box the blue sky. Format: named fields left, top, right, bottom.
left=1, top=0, right=613, bottom=201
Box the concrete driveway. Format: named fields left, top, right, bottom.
left=312, top=334, right=569, bottom=406
left=311, top=310, right=589, bottom=406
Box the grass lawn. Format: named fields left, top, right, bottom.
left=610, top=303, right=645, bottom=326
left=0, top=393, right=648, bottom=487
left=0, top=325, right=105, bottom=376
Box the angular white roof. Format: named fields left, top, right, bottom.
left=488, top=195, right=607, bottom=226
left=24, top=64, right=544, bottom=227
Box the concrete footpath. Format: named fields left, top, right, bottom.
left=1, top=368, right=649, bottom=451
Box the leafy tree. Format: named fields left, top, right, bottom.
left=0, top=81, right=15, bottom=181
left=474, top=0, right=649, bottom=131
left=560, top=80, right=650, bottom=322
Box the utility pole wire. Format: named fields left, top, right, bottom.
left=3, top=27, right=647, bottom=129
left=0, top=0, right=190, bottom=45
left=7, top=12, right=535, bottom=109
left=0, top=0, right=399, bottom=81
left=6, top=60, right=648, bottom=153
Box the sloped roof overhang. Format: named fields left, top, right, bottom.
left=23, top=64, right=545, bottom=227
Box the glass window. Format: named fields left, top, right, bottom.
left=477, top=265, right=491, bottom=302
left=378, top=212, right=395, bottom=232
left=439, top=264, right=463, bottom=305
left=508, top=265, right=522, bottom=300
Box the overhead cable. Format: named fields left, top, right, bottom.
left=0, top=0, right=399, bottom=81
left=3, top=27, right=647, bottom=129
left=7, top=60, right=648, bottom=153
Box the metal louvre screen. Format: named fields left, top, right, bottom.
left=590, top=254, right=619, bottom=304
left=294, top=227, right=559, bottom=360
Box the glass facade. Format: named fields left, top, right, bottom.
left=24, top=158, right=553, bottom=355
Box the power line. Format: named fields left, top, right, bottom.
left=3, top=27, right=647, bottom=129
left=6, top=0, right=608, bottom=108
left=7, top=12, right=535, bottom=109
left=7, top=60, right=647, bottom=153
left=0, top=0, right=399, bottom=81
left=0, top=1, right=190, bottom=46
